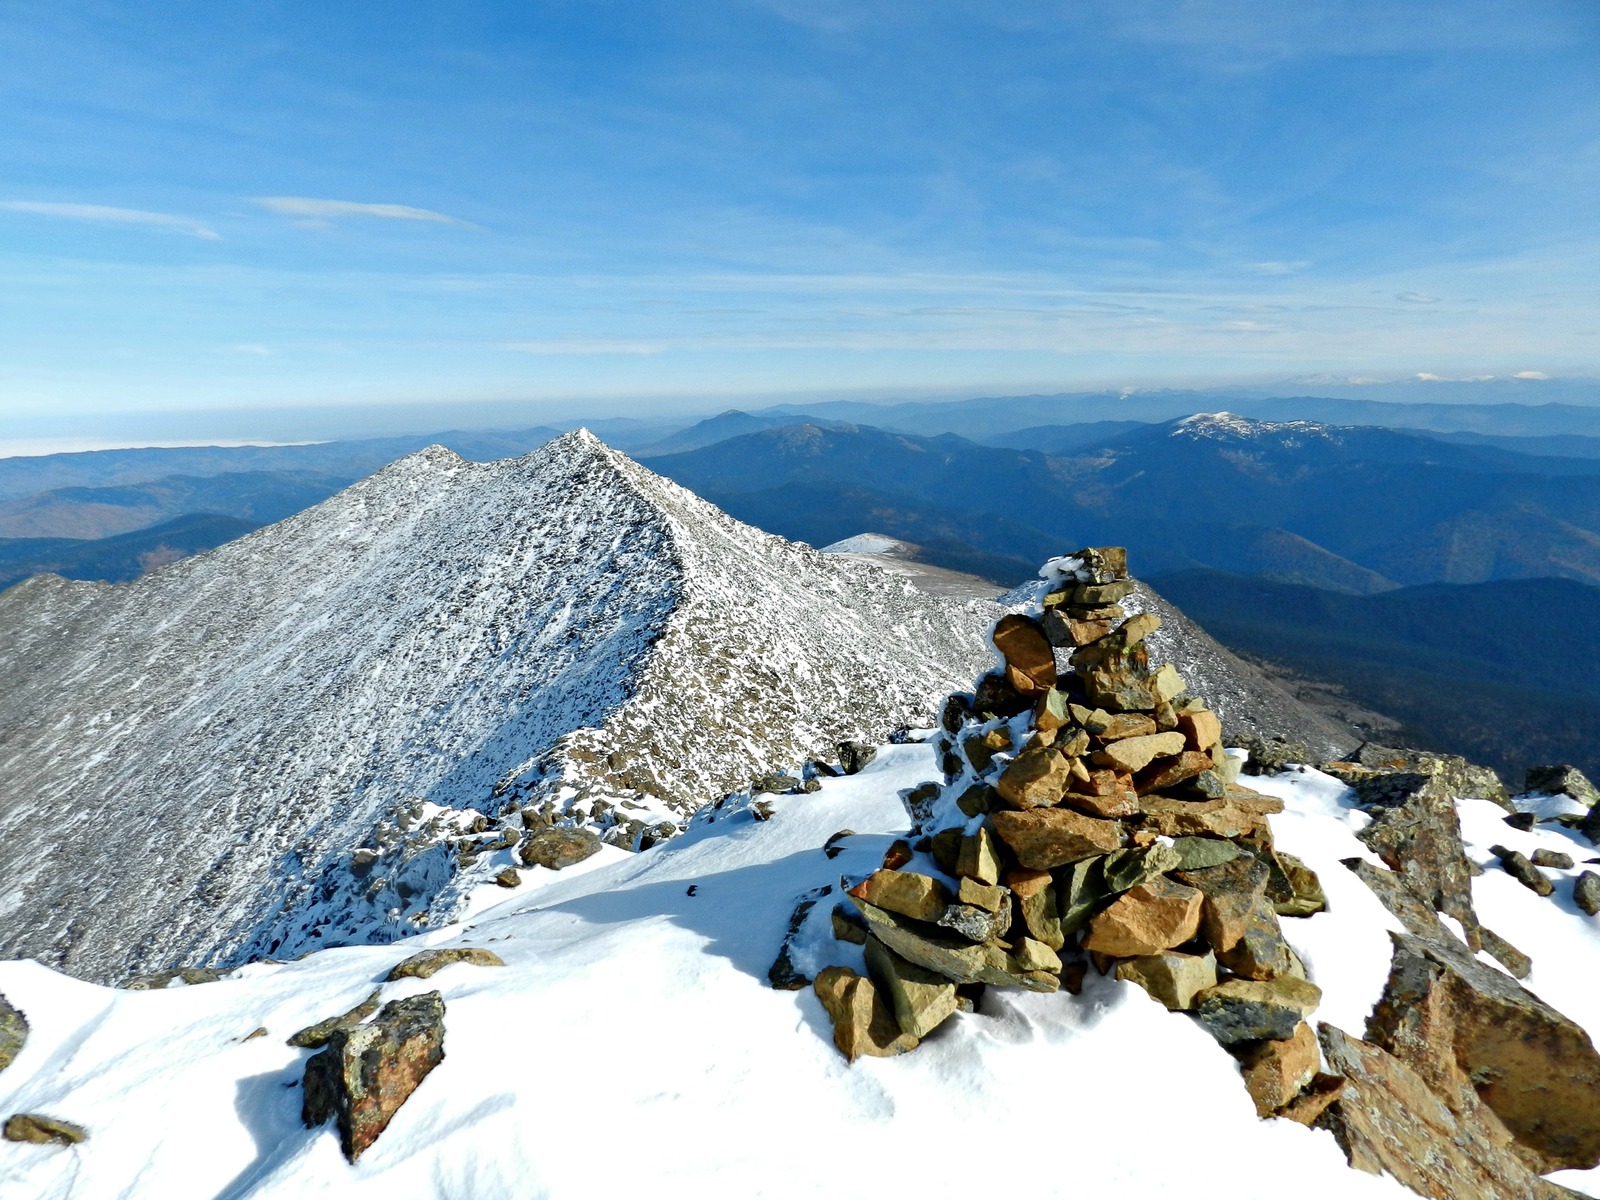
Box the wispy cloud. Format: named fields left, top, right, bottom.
left=1513, top=369, right=1549, bottom=379
left=253, top=196, right=473, bottom=229
left=1250, top=261, right=1311, bottom=276
left=0, top=201, right=220, bottom=240
left=1396, top=291, right=1439, bottom=303
left=501, top=339, right=665, bottom=356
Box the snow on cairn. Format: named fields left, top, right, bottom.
left=0, top=430, right=997, bottom=984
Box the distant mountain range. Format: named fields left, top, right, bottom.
left=1151, top=569, right=1600, bottom=783
left=645, top=414, right=1600, bottom=592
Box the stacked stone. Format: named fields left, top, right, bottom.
left=812, top=547, right=1336, bottom=1123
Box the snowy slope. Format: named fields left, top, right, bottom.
left=0, top=432, right=996, bottom=984
left=6, top=739, right=1593, bottom=1199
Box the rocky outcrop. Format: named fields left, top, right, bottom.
left=1318, top=1024, right=1582, bottom=1200
left=385, top=946, right=506, bottom=981
left=302, top=991, right=446, bottom=1162
left=1364, top=932, right=1600, bottom=1173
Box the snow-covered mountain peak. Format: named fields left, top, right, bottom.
left=0, top=435, right=998, bottom=983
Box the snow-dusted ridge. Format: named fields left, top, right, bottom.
left=0, top=431, right=997, bottom=983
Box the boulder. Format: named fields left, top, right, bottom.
left=1366, top=931, right=1600, bottom=1172
left=991, top=808, right=1122, bottom=870
left=1091, top=732, right=1187, bottom=775
left=1136, top=751, right=1215, bottom=792
left=1097, top=713, right=1158, bottom=741
left=813, top=967, right=919, bottom=1061
left=848, top=870, right=952, bottom=923
left=837, top=740, right=878, bottom=775
left=0, top=993, right=25, bottom=1074
left=3, top=1113, right=86, bottom=1145
left=1149, top=663, right=1185, bottom=703
left=1132, top=792, right=1280, bottom=841
left=1525, top=763, right=1599, bottom=809
left=1216, top=895, right=1295, bottom=981
left=1013, top=937, right=1062, bottom=973
left=386, top=946, right=506, bottom=981
left=1115, top=949, right=1217, bottom=1011
left=303, top=991, right=447, bottom=1162
left=1081, top=878, right=1203, bottom=958
left=1059, top=785, right=1140, bottom=820
left=1178, top=708, right=1222, bottom=753
left=862, top=939, right=959, bottom=1039
left=493, top=867, right=521, bottom=888
left=1083, top=666, right=1155, bottom=713
left=995, top=745, right=1071, bottom=810
left=957, top=877, right=1006, bottom=912
left=1576, top=871, right=1600, bottom=917
left=1319, top=1023, right=1579, bottom=1200
left=1531, top=848, right=1574, bottom=870
left=1343, top=858, right=1454, bottom=944
left=125, top=966, right=223, bottom=990
left=1041, top=611, right=1114, bottom=648
left=956, top=827, right=1004, bottom=885
left=1353, top=744, right=1512, bottom=811
left=519, top=826, right=603, bottom=871
left=1056, top=856, right=1112, bottom=935
left=992, top=614, right=1057, bottom=696
left=288, top=988, right=383, bottom=1049
left=1100, top=842, right=1184, bottom=894
left=1174, top=854, right=1271, bottom=954
left=831, top=905, right=868, bottom=944
left=1194, top=976, right=1322, bottom=1045
left=1006, top=868, right=1064, bottom=950
left=850, top=899, right=1050, bottom=990
left=1237, top=1021, right=1320, bottom=1116
left=1170, top=837, right=1243, bottom=871
left=1491, top=846, right=1555, bottom=897
left=1353, top=772, right=1482, bottom=950
left=1274, top=853, right=1328, bottom=917
left=1477, top=928, right=1533, bottom=980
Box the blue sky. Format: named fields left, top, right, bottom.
left=2, top=0, right=1597, bottom=447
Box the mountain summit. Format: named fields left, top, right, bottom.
left=0, top=431, right=997, bottom=983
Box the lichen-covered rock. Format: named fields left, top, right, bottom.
left=386, top=946, right=506, bottom=981
left=850, top=899, right=1050, bottom=990
left=0, top=993, right=26, bottom=1075
left=1352, top=772, right=1482, bottom=950
left=1365, top=931, right=1600, bottom=1172
left=302, top=991, right=446, bottom=1162
left=1175, top=853, right=1271, bottom=953
left=1194, top=977, right=1322, bottom=1045
left=3, top=1113, right=86, bottom=1145
left=519, top=826, right=602, bottom=871
left=1490, top=846, right=1555, bottom=897
left=1006, top=868, right=1064, bottom=950
left=288, top=988, right=382, bottom=1049
left=1525, top=763, right=1599, bottom=809
left=125, top=966, right=223, bottom=990
left=1274, top=853, right=1327, bottom=917
left=1576, top=871, right=1600, bottom=917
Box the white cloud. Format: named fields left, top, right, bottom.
left=1224, top=320, right=1273, bottom=332
left=1396, top=291, right=1439, bottom=303
left=1513, top=370, right=1550, bottom=379
left=1250, top=261, right=1311, bottom=276
left=0, top=201, right=220, bottom=240
left=253, top=197, right=471, bottom=228
left=227, top=344, right=273, bottom=356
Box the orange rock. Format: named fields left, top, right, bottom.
left=992, top=614, right=1056, bottom=696
left=1082, top=878, right=1204, bottom=957
left=991, top=808, right=1122, bottom=870
left=1239, top=1021, right=1320, bottom=1116
left=1178, top=708, right=1222, bottom=752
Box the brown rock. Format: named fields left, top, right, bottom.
left=1014, top=937, right=1062, bottom=973
left=992, top=613, right=1056, bottom=696
left=3, top=1113, right=86, bottom=1145
left=1319, top=1023, right=1579, bottom=1200
left=1492, top=846, right=1555, bottom=897
left=991, top=808, right=1122, bottom=870
left=848, top=870, right=953, bottom=923
left=1195, top=977, right=1322, bottom=1045
left=813, top=966, right=919, bottom=1061
left=1237, top=1021, right=1320, bottom=1116
left=1274, top=853, right=1328, bottom=917
left=1060, top=781, right=1139, bottom=820
left=850, top=900, right=1050, bottom=990
left=288, top=988, right=383, bottom=1049
left=302, top=991, right=446, bottom=1162
left=1149, top=663, right=1185, bottom=703
left=1274, top=1073, right=1346, bottom=1126
left=519, top=826, right=603, bottom=871
left=1097, top=713, right=1158, bottom=741
left=1083, top=665, right=1155, bottom=713
left=1006, top=867, right=1064, bottom=950
left=1115, top=949, right=1217, bottom=1010
left=1133, top=793, right=1280, bottom=841
left=957, top=876, right=1006, bottom=913
left=1366, top=931, right=1600, bottom=1172
left=1136, top=751, right=1215, bottom=792
left=1120, top=610, right=1160, bottom=645
left=832, top=905, right=868, bottom=944
left=1081, top=878, right=1203, bottom=957
left=1032, top=688, right=1072, bottom=731
left=1174, top=853, right=1271, bottom=953
left=882, top=839, right=914, bottom=870
left=996, top=744, right=1072, bottom=810
left=1178, top=708, right=1222, bottom=752
left=1091, top=731, right=1187, bottom=774
left=956, top=826, right=1003, bottom=885
left=862, top=939, right=959, bottom=1039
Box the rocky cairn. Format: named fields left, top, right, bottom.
left=803, top=548, right=1335, bottom=1123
